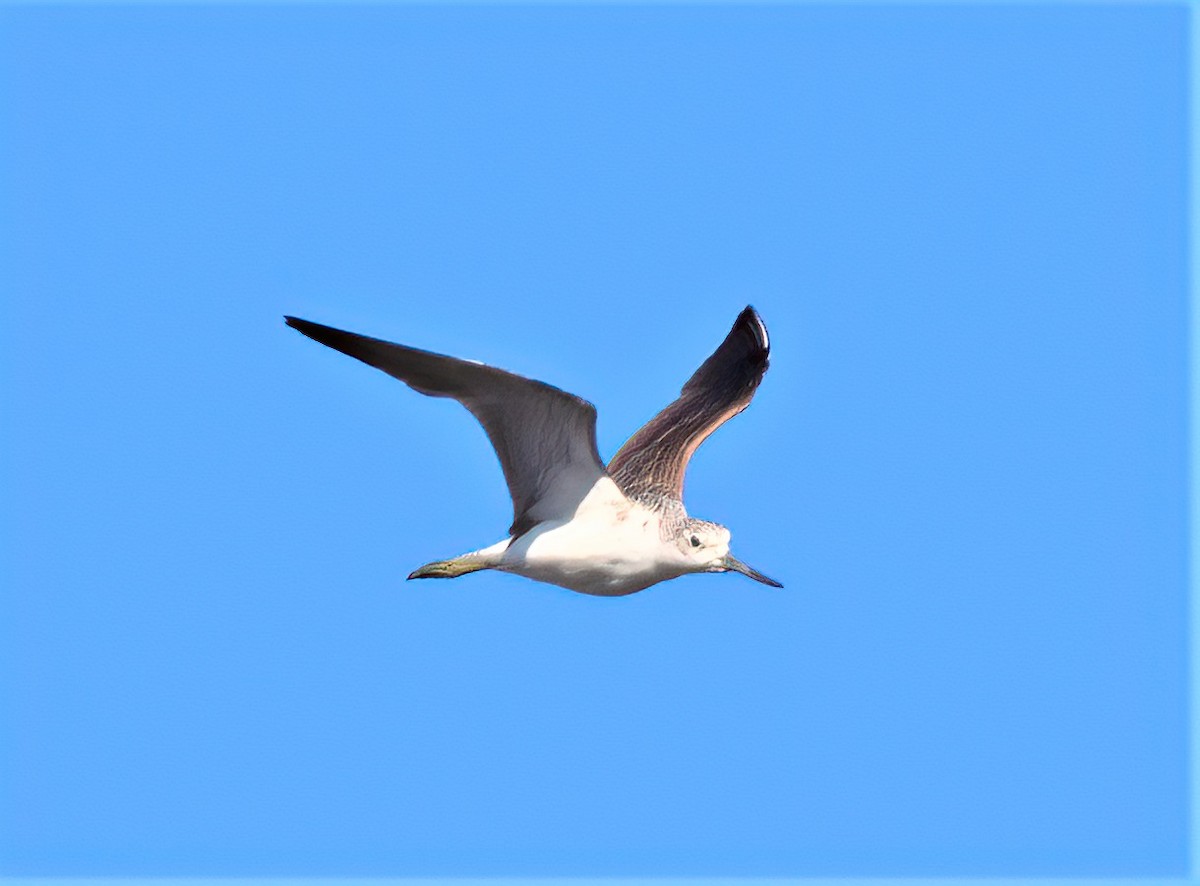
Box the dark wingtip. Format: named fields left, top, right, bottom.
left=735, top=305, right=769, bottom=353
left=283, top=316, right=366, bottom=357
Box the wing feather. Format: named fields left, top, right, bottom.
left=285, top=316, right=607, bottom=536
left=606, top=306, right=771, bottom=503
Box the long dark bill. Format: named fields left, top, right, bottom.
left=722, top=555, right=783, bottom=588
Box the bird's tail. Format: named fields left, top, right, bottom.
left=407, top=542, right=508, bottom=581
left=408, top=537, right=511, bottom=581
left=407, top=557, right=487, bottom=580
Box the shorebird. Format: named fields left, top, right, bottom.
left=285, top=306, right=781, bottom=596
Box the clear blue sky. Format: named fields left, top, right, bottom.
left=0, top=2, right=1188, bottom=877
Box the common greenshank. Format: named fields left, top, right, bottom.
left=285, top=307, right=780, bottom=595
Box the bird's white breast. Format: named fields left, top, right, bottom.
left=499, top=479, right=684, bottom=596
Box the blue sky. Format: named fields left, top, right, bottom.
left=0, top=2, right=1188, bottom=877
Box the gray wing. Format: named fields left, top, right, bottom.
left=607, top=306, right=771, bottom=503
left=285, top=316, right=607, bottom=537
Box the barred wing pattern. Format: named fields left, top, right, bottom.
left=606, top=306, right=771, bottom=503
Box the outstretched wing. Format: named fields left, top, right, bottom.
left=606, top=306, right=771, bottom=503
left=285, top=317, right=608, bottom=536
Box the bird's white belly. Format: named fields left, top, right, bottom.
left=501, top=508, right=681, bottom=596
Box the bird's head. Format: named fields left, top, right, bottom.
left=676, top=519, right=782, bottom=588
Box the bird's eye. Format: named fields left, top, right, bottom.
left=690, top=535, right=701, bottom=548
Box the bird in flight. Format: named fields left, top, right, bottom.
left=285, top=306, right=780, bottom=596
